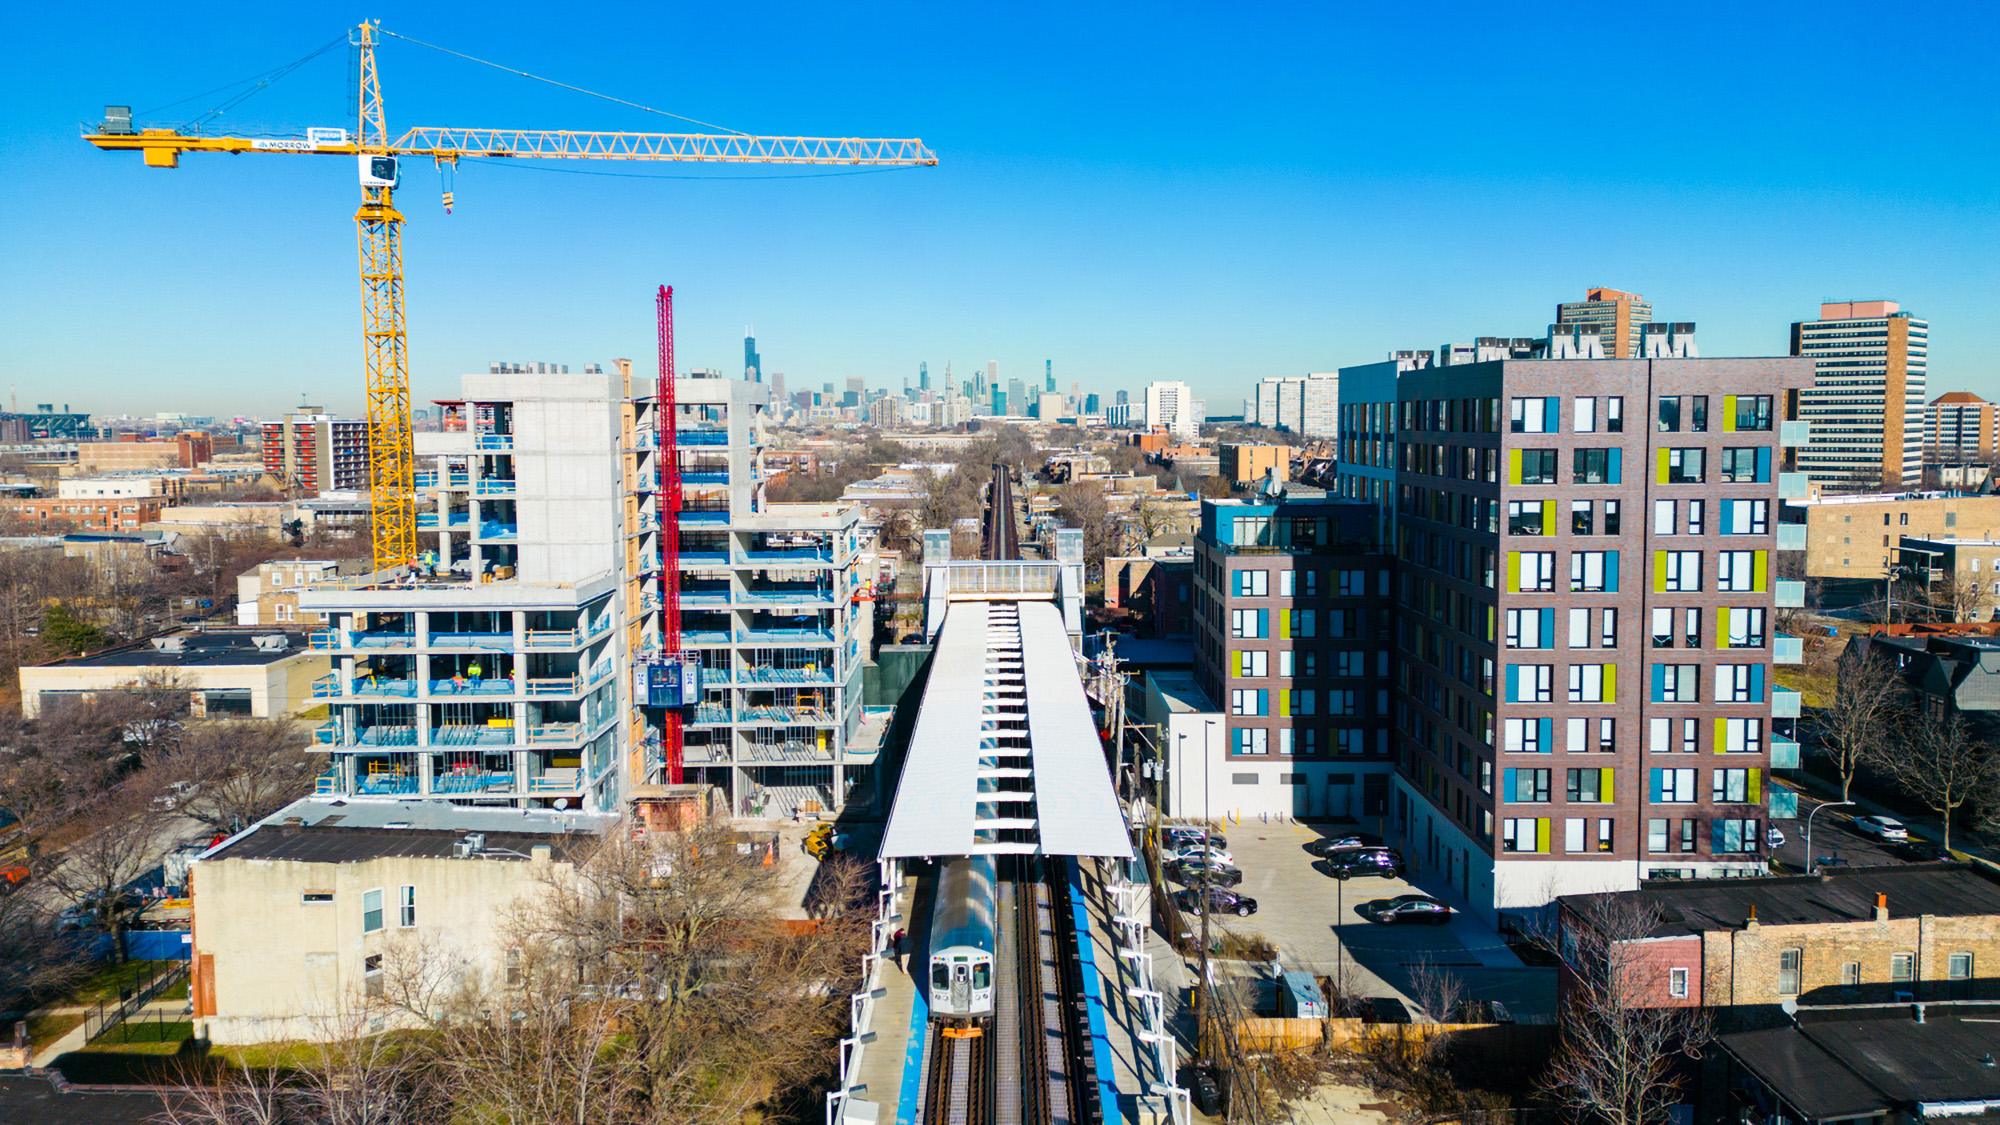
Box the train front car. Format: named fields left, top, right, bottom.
left=926, top=855, right=996, bottom=1033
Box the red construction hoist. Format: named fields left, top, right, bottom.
left=655, top=284, right=684, bottom=785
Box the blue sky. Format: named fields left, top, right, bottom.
left=3, top=1, right=1996, bottom=418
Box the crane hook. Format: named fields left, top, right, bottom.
left=435, top=154, right=457, bottom=214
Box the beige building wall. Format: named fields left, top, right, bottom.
left=1698, top=911, right=2000, bottom=1008
left=17, top=651, right=329, bottom=719
left=191, top=849, right=576, bottom=1044
left=1801, top=494, right=2000, bottom=579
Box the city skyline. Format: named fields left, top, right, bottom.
left=5, top=1, right=1997, bottom=416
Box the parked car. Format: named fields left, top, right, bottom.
left=1853, top=815, right=1909, bottom=841
left=1324, top=848, right=1404, bottom=880
left=1161, top=843, right=1235, bottom=867
left=1449, top=998, right=1515, bottom=1024
left=1895, top=839, right=1949, bottom=862
left=1162, top=825, right=1226, bottom=850
left=1308, top=831, right=1385, bottom=856
left=1360, top=894, right=1453, bottom=925
left=1164, top=858, right=1244, bottom=888
left=1172, top=887, right=1258, bottom=917
left=1766, top=826, right=1786, bottom=848
left=1359, top=996, right=1413, bottom=1023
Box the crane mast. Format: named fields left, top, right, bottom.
left=656, top=285, right=684, bottom=785
left=354, top=23, right=418, bottom=570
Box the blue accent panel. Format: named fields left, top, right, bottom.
left=1719, top=499, right=1736, bottom=532
left=1066, top=858, right=1119, bottom=1121
left=1540, top=608, right=1555, bottom=645
left=1504, top=768, right=1518, bottom=799
left=1651, top=664, right=1667, bottom=702
left=1506, top=665, right=1521, bottom=703
left=1539, top=717, right=1553, bottom=752
left=1608, top=447, right=1623, bottom=484
left=1546, top=397, right=1560, bottom=423
left=1751, top=664, right=1766, bottom=702
left=1756, top=447, right=1772, bottom=483
left=1606, top=550, right=1620, bottom=592
left=1649, top=769, right=1664, bottom=802
left=1257, top=609, right=1268, bottom=638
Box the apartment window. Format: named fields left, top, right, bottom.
left=1734, top=395, right=1774, bottom=431
left=1715, top=664, right=1760, bottom=704
left=1569, top=608, right=1590, bottom=649
left=1568, top=664, right=1611, bottom=703
left=1656, top=665, right=1700, bottom=703
left=1718, top=551, right=1759, bottom=592
left=1721, top=718, right=1764, bottom=755
left=1648, top=818, right=1669, bottom=853
left=1598, top=818, right=1614, bottom=852
left=1573, top=448, right=1615, bottom=484
left=1518, top=552, right=1557, bottom=592
left=1329, top=690, right=1358, bottom=715
left=1564, top=818, right=1587, bottom=853
left=1663, top=551, right=1702, bottom=592
left=1520, top=449, right=1558, bottom=485
left=1231, top=609, right=1267, bottom=638
left=505, top=948, right=522, bottom=986
left=1234, top=569, right=1269, bottom=597
left=1289, top=609, right=1319, bottom=637
left=1713, top=768, right=1752, bottom=803
left=1601, top=608, right=1618, bottom=648
left=1570, top=551, right=1614, bottom=592
left=1574, top=397, right=1596, bottom=433
left=1724, top=607, right=1767, bottom=648
left=362, top=888, right=384, bottom=934
left=1654, top=499, right=1677, bottom=535
left=1658, top=396, right=1682, bottom=432
left=1506, top=608, right=1549, bottom=649
left=1508, top=768, right=1552, bottom=802
left=275, top=603, right=295, bottom=623
left=1509, top=501, right=1547, bottom=536
left=1666, top=448, right=1705, bottom=484
left=1669, top=967, right=1690, bottom=998
left=1723, top=499, right=1770, bottom=535
left=1950, top=953, right=1974, bottom=981
left=1689, top=396, right=1709, bottom=432
left=1680, top=818, right=1697, bottom=852
left=1500, top=819, right=1542, bottom=852
left=1566, top=768, right=1608, bottom=803
left=1653, top=767, right=1697, bottom=803
left=1511, top=664, right=1554, bottom=703
left=1683, top=607, right=1702, bottom=648
left=1686, top=499, right=1705, bottom=536
left=1891, top=953, right=1915, bottom=983
left=1237, top=650, right=1268, bottom=677
left=1230, top=689, right=1268, bottom=716
left=302, top=891, right=334, bottom=904
left=1234, top=517, right=1274, bottom=545
left=1572, top=500, right=1594, bottom=536
left=1652, top=606, right=1675, bottom=648
left=1504, top=717, right=1546, bottom=754
left=1604, top=500, right=1621, bottom=534
left=1778, top=949, right=1801, bottom=995
left=1719, top=447, right=1762, bottom=483
left=399, top=885, right=416, bottom=928
left=365, top=953, right=384, bottom=998
left=1337, top=569, right=1367, bottom=596
left=1842, top=962, right=1862, bottom=988
left=1510, top=396, right=1555, bottom=433
left=1479, top=759, right=1494, bottom=794
left=1606, top=396, right=1624, bottom=432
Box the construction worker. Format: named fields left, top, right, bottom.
left=466, top=659, right=483, bottom=686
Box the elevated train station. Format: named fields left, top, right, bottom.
left=828, top=470, right=1186, bottom=1125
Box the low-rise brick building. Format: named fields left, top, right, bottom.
left=1561, top=864, right=2000, bottom=1018
left=0, top=496, right=164, bottom=532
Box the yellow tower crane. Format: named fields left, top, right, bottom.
left=86, top=22, right=937, bottom=570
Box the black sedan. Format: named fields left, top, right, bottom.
left=1164, top=859, right=1244, bottom=888
left=1359, top=996, right=1413, bottom=1023
left=1360, top=894, right=1453, bottom=925
left=1308, top=831, right=1385, bottom=856
left=1173, top=887, right=1259, bottom=917
left=1324, top=848, right=1404, bottom=880
left=1895, top=839, right=1950, bottom=863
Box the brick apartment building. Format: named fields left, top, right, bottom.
left=1333, top=356, right=1815, bottom=918
left=1189, top=487, right=1395, bottom=819
left=0, top=497, right=164, bottom=532
left=1560, top=864, right=2000, bottom=1013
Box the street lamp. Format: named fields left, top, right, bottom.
left=1806, top=800, right=1855, bottom=875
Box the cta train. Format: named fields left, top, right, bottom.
left=927, top=855, right=996, bottom=1026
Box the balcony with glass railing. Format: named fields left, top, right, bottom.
left=475, top=431, right=514, bottom=452
left=676, top=427, right=728, bottom=446
left=474, top=477, right=517, bottom=496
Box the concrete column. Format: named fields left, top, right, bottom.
left=418, top=752, right=434, bottom=796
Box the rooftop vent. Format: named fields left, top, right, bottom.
left=151, top=636, right=186, bottom=653
left=252, top=634, right=289, bottom=652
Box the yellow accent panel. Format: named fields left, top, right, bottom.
left=1723, top=395, right=1738, bottom=432
left=1507, top=552, right=1522, bottom=593
left=1542, top=500, right=1556, bottom=535
left=1754, top=550, right=1769, bottom=591
left=1603, top=664, right=1616, bottom=703
left=1657, top=448, right=1669, bottom=484
left=1600, top=768, right=1614, bottom=803
left=1716, top=717, right=1729, bottom=754
left=1653, top=551, right=1667, bottom=593
left=1508, top=449, right=1523, bottom=485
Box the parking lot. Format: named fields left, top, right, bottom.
left=1161, top=821, right=1557, bottom=1021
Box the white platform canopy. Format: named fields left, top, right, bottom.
left=878, top=600, right=1132, bottom=859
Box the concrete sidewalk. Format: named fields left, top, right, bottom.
left=29, top=997, right=189, bottom=1068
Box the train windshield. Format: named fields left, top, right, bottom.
left=931, top=963, right=949, bottom=991
left=973, top=963, right=990, bottom=990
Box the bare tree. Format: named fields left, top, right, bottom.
left=1871, top=708, right=2000, bottom=852
left=1817, top=650, right=1905, bottom=801
left=43, top=786, right=179, bottom=962
left=0, top=888, right=93, bottom=1006
left=1539, top=896, right=1712, bottom=1125
left=152, top=719, right=329, bottom=834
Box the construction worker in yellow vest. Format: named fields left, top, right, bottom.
left=466, top=660, right=483, bottom=686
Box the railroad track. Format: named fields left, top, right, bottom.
left=921, top=1020, right=992, bottom=1125
left=982, top=463, right=1018, bottom=561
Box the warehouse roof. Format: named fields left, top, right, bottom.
left=1720, top=1004, right=2000, bottom=1121
left=1561, top=863, right=2000, bottom=937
